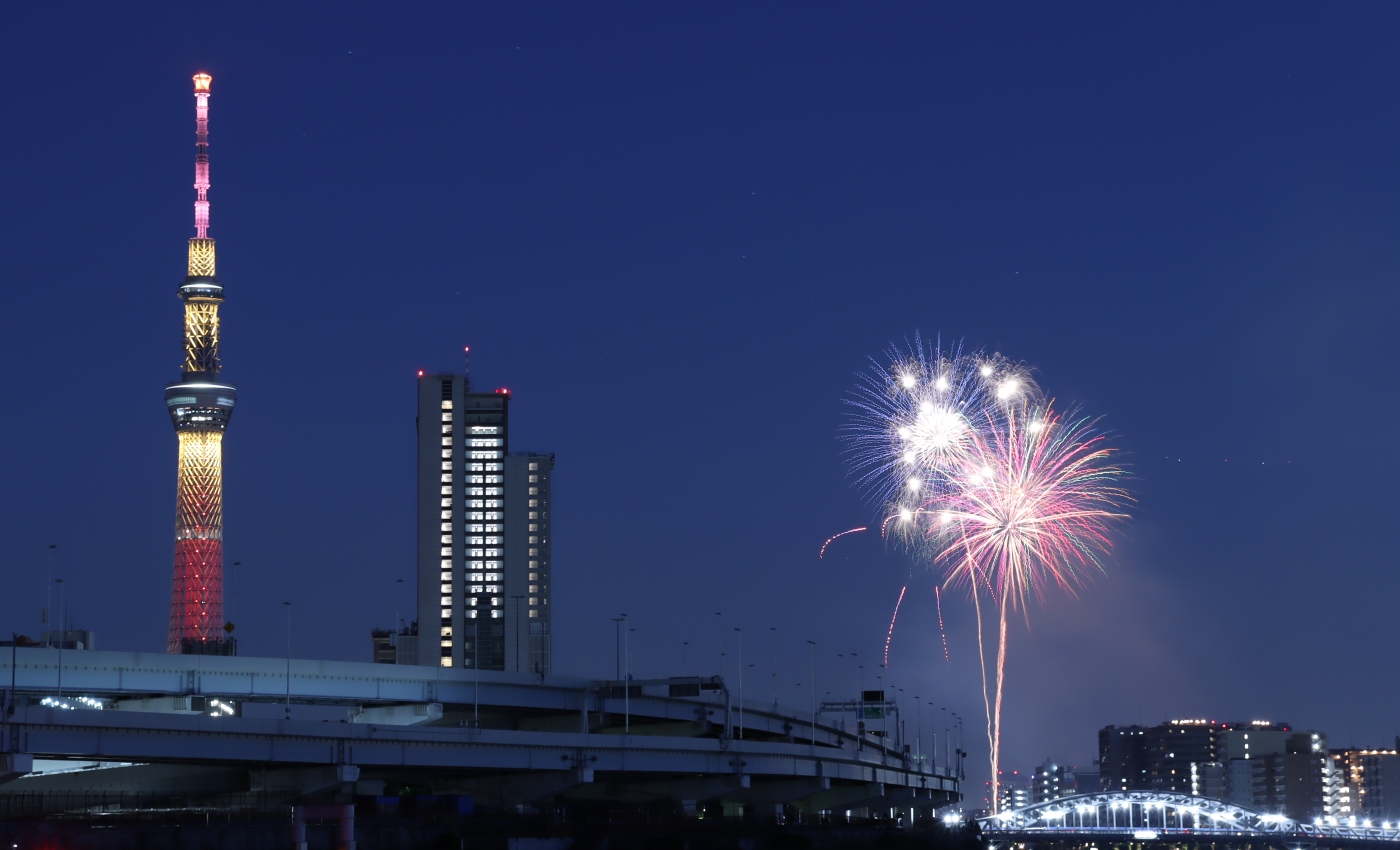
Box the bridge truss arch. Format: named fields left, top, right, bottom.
left=979, top=791, right=1400, bottom=846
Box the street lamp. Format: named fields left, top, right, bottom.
left=43, top=544, right=57, bottom=644
left=394, top=578, right=404, bottom=632
left=806, top=640, right=817, bottom=743
left=610, top=615, right=627, bottom=680
left=54, top=578, right=66, bottom=698
left=713, top=612, right=723, bottom=674
left=914, top=693, right=922, bottom=762
left=625, top=626, right=635, bottom=734
left=769, top=626, right=778, bottom=706
left=733, top=627, right=744, bottom=739
left=282, top=601, right=292, bottom=719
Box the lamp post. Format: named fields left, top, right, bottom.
left=806, top=640, right=817, bottom=743
left=914, top=693, right=922, bottom=762
left=733, top=627, right=744, bottom=739
left=610, top=615, right=626, bottom=680
left=941, top=706, right=949, bottom=770
left=625, top=627, right=635, bottom=734
left=927, top=701, right=938, bottom=770
left=954, top=713, right=964, bottom=778
left=510, top=595, right=525, bottom=671
left=43, top=544, right=56, bottom=643
left=54, top=578, right=66, bottom=698
left=394, top=578, right=403, bottom=632
left=713, top=612, right=723, bottom=675
left=875, top=673, right=885, bottom=741
left=769, top=626, right=778, bottom=707
left=282, top=601, right=292, bottom=719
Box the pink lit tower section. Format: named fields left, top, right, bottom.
left=163, top=73, right=237, bottom=655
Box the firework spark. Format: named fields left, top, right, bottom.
left=842, top=334, right=1032, bottom=526
left=883, top=584, right=907, bottom=667
left=934, top=585, right=950, bottom=662
left=819, top=526, right=868, bottom=559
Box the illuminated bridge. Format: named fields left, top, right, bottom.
left=979, top=792, right=1400, bottom=849
left=0, top=649, right=955, bottom=817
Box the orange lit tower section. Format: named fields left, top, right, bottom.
left=163, top=73, right=237, bottom=655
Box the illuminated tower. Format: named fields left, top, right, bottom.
left=164, top=73, right=237, bottom=655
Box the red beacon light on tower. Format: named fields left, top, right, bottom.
left=495, top=387, right=510, bottom=395
left=417, top=369, right=424, bottom=378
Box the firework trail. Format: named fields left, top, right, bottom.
left=819, top=526, right=868, bottom=559
left=934, top=585, right=950, bottom=662
left=883, top=584, right=907, bottom=667
left=845, top=337, right=1127, bottom=813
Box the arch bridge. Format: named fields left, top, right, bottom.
left=979, top=792, right=1400, bottom=849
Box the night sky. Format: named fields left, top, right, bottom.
left=4, top=3, right=1400, bottom=798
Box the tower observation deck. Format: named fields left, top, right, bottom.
left=164, top=73, right=236, bottom=655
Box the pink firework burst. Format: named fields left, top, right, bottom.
left=923, top=400, right=1128, bottom=812
left=935, top=404, right=1129, bottom=611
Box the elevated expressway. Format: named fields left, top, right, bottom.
left=979, top=792, right=1400, bottom=850
left=0, top=649, right=955, bottom=816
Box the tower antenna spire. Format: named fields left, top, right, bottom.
left=164, top=72, right=237, bottom=656
left=192, top=73, right=212, bottom=239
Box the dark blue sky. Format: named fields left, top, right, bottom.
left=4, top=3, right=1399, bottom=798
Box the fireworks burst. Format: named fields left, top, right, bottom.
left=843, top=336, right=1128, bottom=813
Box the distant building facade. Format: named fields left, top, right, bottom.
left=415, top=365, right=554, bottom=673
left=1333, top=748, right=1400, bottom=820
left=1098, top=719, right=1342, bottom=819
left=1034, top=759, right=1068, bottom=804
left=371, top=621, right=418, bottom=665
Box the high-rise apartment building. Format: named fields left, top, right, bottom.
left=1099, top=720, right=1296, bottom=795
left=1099, top=719, right=1340, bottom=818
left=415, top=360, right=553, bottom=673
left=1333, top=748, right=1400, bottom=820
left=1033, top=759, right=1067, bottom=804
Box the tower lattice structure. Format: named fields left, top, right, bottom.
left=164, top=73, right=237, bottom=655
